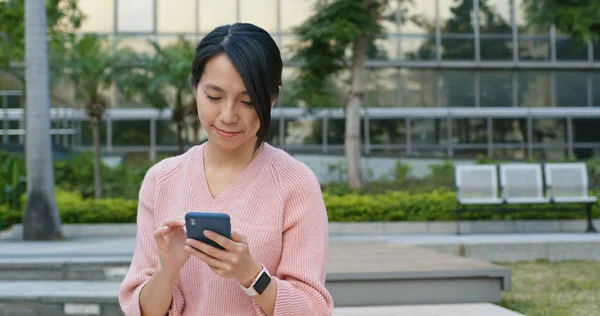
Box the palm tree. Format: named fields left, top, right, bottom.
left=22, top=0, right=63, bottom=240
left=55, top=34, right=117, bottom=199
left=120, top=36, right=197, bottom=153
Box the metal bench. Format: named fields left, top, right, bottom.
left=454, top=165, right=503, bottom=234
left=454, top=163, right=598, bottom=234
left=499, top=163, right=550, bottom=204
left=544, top=162, right=598, bottom=233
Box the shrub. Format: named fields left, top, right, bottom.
left=54, top=152, right=148, bottom=199
left=0, top=151, right=26, bottom=209
left=2, top=189, right=599, bottom=229
left=1, top=189, right=138, bottom=229
left=324, top=188, right=600, bottom=222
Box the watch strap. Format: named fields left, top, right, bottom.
left=240, top=264, right=271, bottom=296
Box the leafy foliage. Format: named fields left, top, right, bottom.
left=0, top=152, right=26, bottom=209
left=287, top=0, right=390, bottom=108
left=522, top=0, right=600, bottom=44
left=0, top=0, right=84, bottom=79
left=53, top=34, right=117, bottom=112
left=119, top=36, right=198, bottom=152
left=3, top=186, right=599, bottom=229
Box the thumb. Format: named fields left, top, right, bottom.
left=231, top=230, right=247, bottom=244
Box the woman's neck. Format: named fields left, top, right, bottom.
left=203, top=140, right=260, bottom=171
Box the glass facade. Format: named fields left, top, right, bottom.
left=2, top=0, right=600, bottom=160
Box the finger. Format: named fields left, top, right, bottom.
left=186, top=239, right=227, bottom=260
left=185, top=245, right=229, bottom=271
left=231, top=231, right=247, bottom=244
left=153, top=225, right=172, bottom=239
left=162, top=218, right=186, bottom=228
left=204, top=230, right=236, bottom=250
left=207, top=264, right=226, bottom=277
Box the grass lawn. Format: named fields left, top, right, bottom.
left=498, top=260, right=600, bottom=316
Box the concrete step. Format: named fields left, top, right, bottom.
left=0, top=281, right=121, bottom=316
left=1, top=264, right=510, bottom=307
left=332, top=303, right=524, bottom=316
left=0, top=281, right=523, bottom=316
left=0, top=257, right=130, bottom=281
left=0, top=242, right=511, bottom=306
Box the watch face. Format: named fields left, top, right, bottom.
left=253, top=272, right=271, bottom=294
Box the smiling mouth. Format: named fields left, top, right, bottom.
left=215, top=127, right=239, bottom=138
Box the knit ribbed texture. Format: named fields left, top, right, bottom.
left=118, top=143, right=333, bottom=316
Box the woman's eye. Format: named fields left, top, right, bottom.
left=241, top=101, right=254, bottom=106
left=206, top=95, right=221, bottom=101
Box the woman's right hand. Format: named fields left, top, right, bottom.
left=153, top=218, right=191, bottom=281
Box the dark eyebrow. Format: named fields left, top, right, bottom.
left=204, top=84, right=248, bottom=95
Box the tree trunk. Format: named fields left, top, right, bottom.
left=23, top=0, right=63, bottom=240
left=345, top=35, right=367, bottom=190
left=176, top=122, right=184, bottom=153
left=173, top=101, right=185, bottom=153
left=91, top=117, right=102, bottom=199
left=192, top=120, right=201, bottom=144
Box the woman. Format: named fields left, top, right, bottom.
left=118, top=23, right=333, bottom=316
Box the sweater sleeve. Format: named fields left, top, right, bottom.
left=254, top=166, right=334, bottom=316
left=118, top=166, right=185, bottom=316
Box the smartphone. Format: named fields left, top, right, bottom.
left=185, top=212, right=231, bottom=250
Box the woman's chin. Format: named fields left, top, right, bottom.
left=209, top=134, right=252, bottom=151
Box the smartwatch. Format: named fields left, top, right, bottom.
left=240, top=264, right=271, bottom=296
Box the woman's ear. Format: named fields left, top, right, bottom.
left=270, top=85, right=282, bottom=108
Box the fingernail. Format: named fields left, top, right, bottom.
left=203, top=230, right=210, bottom=236
left=179, top=219, right=186, bottom=224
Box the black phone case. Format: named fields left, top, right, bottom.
left=185, top=212, right=231, bottom=250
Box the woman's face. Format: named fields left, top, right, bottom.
left=195, top=54, right=261, bottom=152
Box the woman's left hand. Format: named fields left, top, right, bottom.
left=185, top=230, right=262, bottom=287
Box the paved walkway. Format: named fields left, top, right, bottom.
left=331, top=232, right=600, bottom=244
left=0, top=234, right=536, bottom=315
left=332, top=303, right=524, bottom=316
left=1, top=233, right=599, bottom=258
left=0, top=281, right=523, bottom=315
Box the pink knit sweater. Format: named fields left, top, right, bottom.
left=118, top=143, right=333, bottom=316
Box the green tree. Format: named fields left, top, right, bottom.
left=120, top=36, right=197, bottom=153
left=522, top=0, right=600, bottom=159
left=0, top=0, right=84, bottom=106
left=52, top=34, right=120, bottom=199
left=290, top=0, right=394, bottom=189
left=22, top=0, right=63, bottom=240
left=522, top=0, right=600, bottom=44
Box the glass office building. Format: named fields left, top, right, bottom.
left=1, top=0, right=600, bottom=161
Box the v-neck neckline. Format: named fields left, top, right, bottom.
left=192, top=142, right=271, bottom=211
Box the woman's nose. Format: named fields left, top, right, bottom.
left=219, top=102, right=238, bottom=124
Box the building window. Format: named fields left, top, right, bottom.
left=117, top=0, right=154, bottom=33
left=480, top=70, right=512, bottom=107
left=518, top=71, right=551, bottom=107
left=240, top=0, right=277, bottom=32
left=479, top=0, right=513, bottom=60
left=440, top=0, right=475, bottom=60
left=199, top=0, right=237, bottom=33
left=157, top=0, right=196, bottom=33
left=439, top=70, right=475, bottom=107
left=280, top=0, right=316, bottom=33
left=78, top=0, right=114, bottom=33
left=555, top=71, right=587, bottom=107
left=399, top=69, right=437, bottom=107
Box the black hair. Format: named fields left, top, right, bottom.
left=190, top=23, right=282, bottom=151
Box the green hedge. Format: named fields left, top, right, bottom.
left=2, top=189, right=599, bottom=229
left=325, top=189, right=600, bottom=222
left=1, top=190, right=138, bottom=229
